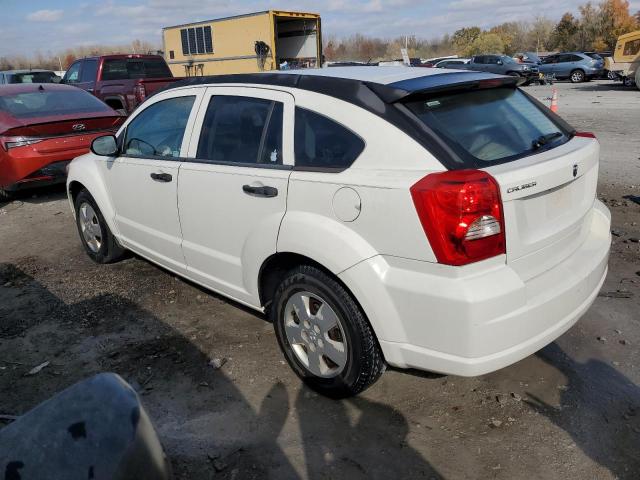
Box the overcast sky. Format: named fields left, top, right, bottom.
left=1, top=0, right=639, bottom=57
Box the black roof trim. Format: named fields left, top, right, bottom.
left=161, top=71, right=520, bottom=170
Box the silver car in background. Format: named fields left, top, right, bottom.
left=539, top=52, right=605, bottom=82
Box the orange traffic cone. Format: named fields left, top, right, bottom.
left=549, top=88, right=558, bottom=113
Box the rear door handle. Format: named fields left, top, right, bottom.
left=150, top=172, right=172, bottom=182
left=242, top=184, right=278, bottom=197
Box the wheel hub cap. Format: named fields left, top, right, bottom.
left=79, top=203, right=102, bottom=253
left=283, top=291, right=348, bottom=378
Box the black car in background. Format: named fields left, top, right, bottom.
left=0, top=70, right=60, bottom=84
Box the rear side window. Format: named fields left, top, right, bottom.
left=404, top=87, right=570, bottom=166
left=102, top=59, right=172, bottom=81
left=0, top=88, right=113, bottom=118
left=197, top=96, right=283, bottom=165
left=123, top=96, right=194, bottom=158
left=294, top=108, right=364, bottom=170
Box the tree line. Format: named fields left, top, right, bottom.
left=1, top=0, right=638, bottom=71
left=0, top=40, right=159, bottom=71
left=326, top=0, right=638, bottom=60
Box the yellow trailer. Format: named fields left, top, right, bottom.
left=162, top=10, right=322, bottom=76
left=605, top=29, right=640, bottom=89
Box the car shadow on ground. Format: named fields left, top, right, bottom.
left=0, top=263, right=444, bottom=479
left=571, top=82, right=634, bottom=92
left=0, top=184, right=68, bottom=208
left=526, top=342, right=640, bottom=479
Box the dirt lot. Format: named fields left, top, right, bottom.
left=1, top=80, right=639, bottom=479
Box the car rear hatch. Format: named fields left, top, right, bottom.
left=485, top=135, right=599, bottom=280
left=393, top=73, right=599, bottom=276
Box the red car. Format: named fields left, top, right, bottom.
left=0, top=83, right=123, bottom=200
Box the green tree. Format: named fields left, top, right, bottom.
left=463, top=33, right=505, bottom=56
left=452, top=27, right=482, bottom=53
left=551, top=13, right=581, bottom=50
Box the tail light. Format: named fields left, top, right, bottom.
left=410, top=169, right=505, bottom=266
left=0, top=136, right=43, bottom=151
left=575, top=131, right=596, bottom=139
left=134, top=84, right=147, bottom=104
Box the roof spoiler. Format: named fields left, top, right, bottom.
left=366, top=71, right=524, bottom=103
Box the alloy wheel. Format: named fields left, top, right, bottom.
left=79, top=202, right=102, bottom=253
left=283, top=291, right=348, bottom=378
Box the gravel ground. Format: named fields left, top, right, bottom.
left=0, top=79, right=639, bottom=480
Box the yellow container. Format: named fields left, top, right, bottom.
left=162, top=10, right=322, bottom=77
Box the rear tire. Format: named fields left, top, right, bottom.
left=570, top=69, right=585, bottom=83
left=74, top=189, right=125, bottom=264
left=270, top=265, right=385, bottom=398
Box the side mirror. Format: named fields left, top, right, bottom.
left=497, top=60, right=503, bottom=65
left=91, top=135, right=118, bottom=157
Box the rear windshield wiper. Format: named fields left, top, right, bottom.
left=532, top=132, right=563, bottom=150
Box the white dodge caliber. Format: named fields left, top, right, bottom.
left=67, top=67, right=611, bottom=398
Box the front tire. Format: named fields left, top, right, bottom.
left=271, top=265, right=385, bottom=398
left=74, top=189, right=125, bottom=264
left=570, top=69, right=585, bottom=83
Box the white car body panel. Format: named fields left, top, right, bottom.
left=66, top=67, right=611, bottom=378
left=178, top=87, right=295, bottom=304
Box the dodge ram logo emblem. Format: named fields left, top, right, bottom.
left=72, top=124, right=86, bottom=131
left=573, top=164, right=578, bottom=177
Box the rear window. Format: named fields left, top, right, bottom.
left=9, top=72, right=58, bottom=84
left=404, top=87, right=570, bottom=166
left=102, top=59, right=172, bottom=81
left=0, top=89, right=113, bottom=119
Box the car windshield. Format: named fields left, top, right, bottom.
left=101, top=59, right=172, bottom=80
left=10, top=72, right=58, bottom=84
left=404, top=87, right=570, bottom=166
left=585, top=53, right=602, bottom=60
left=501, top=56, right=516, bottom=64
left=0, top=89, right=113, bottom=119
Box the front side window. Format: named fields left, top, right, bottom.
left=294, top=107, right=365, bottom=170
left=123, top=96, right=195, bottom=158
left=404, top=87, right=570, bottom=166
left=197, top=96, right=283, bottom=165
left=64, top=62, right=81, bottom=83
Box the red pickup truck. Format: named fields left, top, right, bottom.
left=61, top=54, right=179, bottom=114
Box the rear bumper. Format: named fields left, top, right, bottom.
left=0, top=133, right=103, bottom=189
left=4, top=160, right=70, bottom=192
left=339, top=200, right=611, bottom=376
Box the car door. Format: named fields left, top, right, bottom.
left=101, top=87, right=204, bottom=272
left=76, top=59, right=98, bottom=95
left=555, top=54, right=575, bottom=77
left=539, top=55, right=558, bottom=75
left=471, top=56, right=487, bottom=72
left=178, top=86, right=294, bottom=306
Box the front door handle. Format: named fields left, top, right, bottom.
left=150, top=172, right=172, bottom=182
left=242, top=184, right=278, bottom=197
